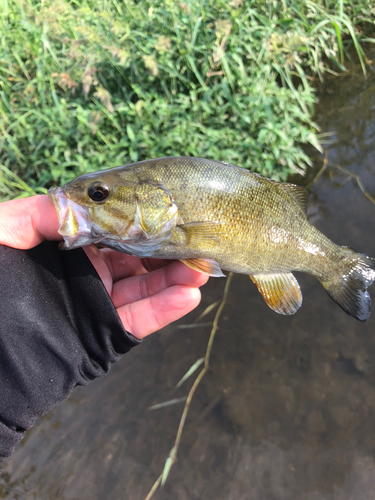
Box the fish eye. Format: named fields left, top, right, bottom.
left=88, top=182, right=110, bottom=202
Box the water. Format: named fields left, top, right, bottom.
left=1, top=55, right=375, bottom=500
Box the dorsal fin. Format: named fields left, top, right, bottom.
left=280, top=183, right=308, bottom=213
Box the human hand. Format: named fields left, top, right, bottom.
left=0, top=195, right=208, bottom=338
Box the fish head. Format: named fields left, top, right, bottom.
left=48, top=168, right=180, bottom=250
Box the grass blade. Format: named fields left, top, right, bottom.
left=177, top=322, right=213, bottom=329
left=193, top=300, right=221, bottom=323
left=331, top=20, right=344, bottom=64
left=161, top=448, right=176, bottom=486
left=148, top=397, right=187, bottom=411
left=176, top=358, right=204, bottom=389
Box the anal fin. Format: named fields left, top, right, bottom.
left=181, top=258, right=225, bottom=277
left=250, top=272, right=302, bottom=315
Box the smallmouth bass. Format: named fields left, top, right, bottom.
left=48, top=157, right=375, bottom=321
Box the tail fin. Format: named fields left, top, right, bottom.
left=321, top=248, right=375, bottom=321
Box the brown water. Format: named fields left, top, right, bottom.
left=1, top=55, right=375, bottom=500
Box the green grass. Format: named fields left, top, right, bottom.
left=0, top=0, right=374, bottom=200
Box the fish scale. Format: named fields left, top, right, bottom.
left=48, top=156, right=375, bottom=321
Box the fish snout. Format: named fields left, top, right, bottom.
left=48, top=187, right=92, bottom=249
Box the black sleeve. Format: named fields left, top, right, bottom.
left=0, top=241, right=141, bottom=462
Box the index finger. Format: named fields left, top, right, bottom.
left=0, top=195, right=60, bottom=249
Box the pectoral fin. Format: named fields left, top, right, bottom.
left=181, top=258, right=225, bottom=277
left=250, top=272, right=302, bottom=315
left=179, top=221, right=227, bottom=245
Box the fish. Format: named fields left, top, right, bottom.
left=48, top=156, right=375, bottom=321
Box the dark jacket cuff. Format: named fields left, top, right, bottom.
left=0, top=241, right=141, bottom=461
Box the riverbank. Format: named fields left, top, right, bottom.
left=0, top=0, right=374, bottom=199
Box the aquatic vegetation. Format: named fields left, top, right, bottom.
left=0, top=0, right=374, bottom=200
left=146, top=274, right=233, bottom=499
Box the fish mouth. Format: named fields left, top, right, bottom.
left=48, top=187, right=93, bottom=250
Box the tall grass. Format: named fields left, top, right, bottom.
left=0, top=0, right=374, bottom=199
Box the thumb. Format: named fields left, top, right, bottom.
left=0, top=195, right=61, bottom=249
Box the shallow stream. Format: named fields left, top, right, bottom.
left=1, top=52, right=375, bottom=500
